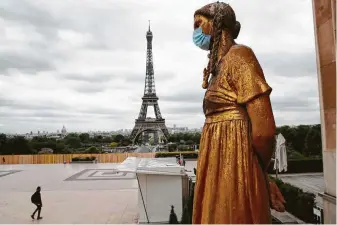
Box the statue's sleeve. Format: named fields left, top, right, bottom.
left=231, top=47, right=272, bottom=104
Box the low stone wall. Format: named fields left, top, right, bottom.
left=0, top=153, right=155, bottom=164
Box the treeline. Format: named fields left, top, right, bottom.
left=0, top=124, right=322, bottom=157
left=168, top=124, right=322, bottom=158
left=276, top=124, right=322, bottom=158
left=0, top=133, right=132, bottom=155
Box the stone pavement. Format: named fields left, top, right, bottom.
left=0, top=163, right=139, bottom=224
left=0, top=160, right=324, bottom=224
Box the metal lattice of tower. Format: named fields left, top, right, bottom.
left=130, top=21, right=169, bottom=144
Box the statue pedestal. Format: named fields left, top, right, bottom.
left=117, top=157, right=186, bottom=223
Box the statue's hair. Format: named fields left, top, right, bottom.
left=197, top=2, right=241, bottom=89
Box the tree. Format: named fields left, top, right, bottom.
left=55, top=141, right=66, bottom=154
left=109, top=142, right=118, bottom=148
left=304, top=125, right=322, bottom=156
left=168, top=134, right=178, bottom=143
left=93, top=135, right=103, bottom=143
left=191, top=133, right=201, bottom=144
left=120, top=138, right=131, bottom=146
left=79, top=133, right=90, bottom=143
left=293, top=125, right=311, bottom=154
left=0, top=133, right=6, bottom=143
left=169, top=206, right=179, bottom=224
left=2, top=136, right=32, bottom=154
left=183, top=133, right=193, bottom=142
left=114, top=134, right=125, bottom=143
left=168, top=143, right=177, bottom=152
left=86, top=146, right=99, bottom=153
left=102, top=136, right=112, bottom=143
left=277, top=125, right=312, bottom=154
left=0, top=133, right=7, bottom=154
left=66, top=133, right=79, bottom=138
left=64, top=136, right=81, bottom=149
left=185, top=140, right=194, bottom=145
left=180, top=202, right=191, bottom=224
left=29, top=137, right=57, bottom=153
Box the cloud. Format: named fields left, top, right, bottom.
left=0, top=52, right=52, bottom=74
left=0, top=0, right=320, bottom=133
left=258, top=51, right=317, bottom=78
left=61, top=73, right=112, bottom=83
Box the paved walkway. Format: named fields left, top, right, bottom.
left=0, top=164, right=139, bottom=224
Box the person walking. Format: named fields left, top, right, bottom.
left=31, top=186, right=43, bottom=220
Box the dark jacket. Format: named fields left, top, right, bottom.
left=31, top=191, right=42, bottom=204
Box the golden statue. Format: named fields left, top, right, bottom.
left=192, top=2, right=285, bottom=224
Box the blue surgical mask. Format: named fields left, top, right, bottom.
left=193, top=27, right=211, bottom=51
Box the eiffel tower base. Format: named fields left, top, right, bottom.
left=130, top=119, right=169, bottom=145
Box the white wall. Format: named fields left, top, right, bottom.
left=138, top=174, right=182, bottom=223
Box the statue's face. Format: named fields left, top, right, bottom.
left=194, top=15, right=213, bottom=36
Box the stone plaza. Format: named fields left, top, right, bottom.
left=0, top=163, right=139, bottom=224
left=0, top=159, right=328, bottom=224
left=0, top=160, right=199, bottom=224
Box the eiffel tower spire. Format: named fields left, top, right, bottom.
left=130, top=23, right=169, bottom=145
left=144, top=20, right=155, bottom=95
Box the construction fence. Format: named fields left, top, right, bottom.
left=0, top=153, right=156, bottom=165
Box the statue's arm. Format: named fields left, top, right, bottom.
left=230, top=46, right=276, bottom=171
left=246, top=95, right=276, bottom=172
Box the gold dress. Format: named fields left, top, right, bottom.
left=192, top=44, right=272, bottom=224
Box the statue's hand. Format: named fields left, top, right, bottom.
left=269, top=180, right=286, bottom=212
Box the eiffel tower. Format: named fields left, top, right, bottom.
left=130, top=22, right=169, bottom=144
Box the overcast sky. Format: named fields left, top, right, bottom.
left=0, top=0, right=320, bottom=134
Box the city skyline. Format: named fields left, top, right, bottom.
left=3, top=123, right=198, bottom=135
left=0, top=0, right=320, bottom=133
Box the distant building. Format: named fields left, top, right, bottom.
left=168, top=124, right=188, bottom=134
left=61, top=125, right=67, bottom=137
left=167, top=124, right=202, bottom=134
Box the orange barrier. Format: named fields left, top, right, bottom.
left=0, top=153, right=156, bottom=164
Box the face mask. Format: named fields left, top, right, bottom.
left=193, top=27, right=211, bottom=51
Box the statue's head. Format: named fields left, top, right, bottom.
left=193, top=2, right=241, bottom=89
left=193, top=2, right=240, bottom=51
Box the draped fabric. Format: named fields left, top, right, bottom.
left=192, top=45, right=272, bottom=224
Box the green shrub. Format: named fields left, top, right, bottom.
left=267, top=159, right=323, bottom=174
left=156, top=151, right=322, bottom=174
left=269, top=176, right=316, bottom=223
left=71, top=156, right=96, bottom=161
left=181, top=202, right=191, bottom=224
left=155, top=151, right=199, bottom=159
left=288, top=150, right=308, bottom=160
